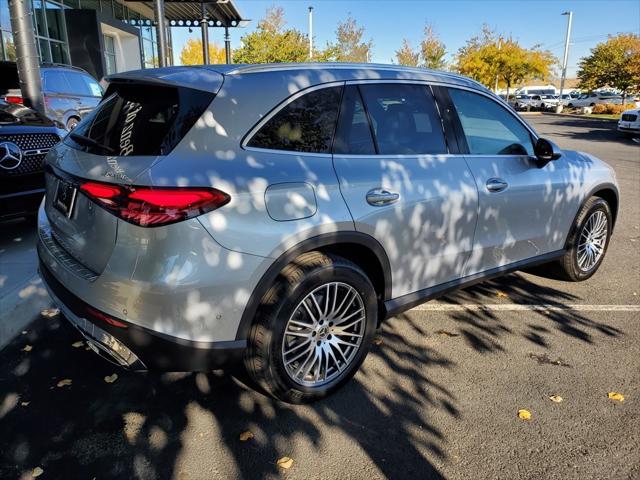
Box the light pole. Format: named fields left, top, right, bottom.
left=558, top=10, right=573, bottom=112
left=9, top=0, right=44, bottom=114
left=308, top=6, right=313, bottom=60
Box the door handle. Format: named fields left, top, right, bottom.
left=486, top=178, right=509, bottom=193
left=366, top=188, right=400, bottom=206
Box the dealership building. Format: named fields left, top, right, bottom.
left=0, top=0, right=245, bottom=81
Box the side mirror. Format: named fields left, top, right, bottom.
left=534, top=137, right=562, bottom=167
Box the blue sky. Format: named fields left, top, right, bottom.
left=171, top=0, right=640, bottom=77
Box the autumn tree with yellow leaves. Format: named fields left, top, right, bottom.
left=455, top=26, right=556, bottom=98
left=179, top=38, right=226, bottom=65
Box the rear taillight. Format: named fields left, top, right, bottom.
left=86, top=306, right=128, bottom=328
left=5, top=95, right=23, bottom=104
left=79, top=180, right=230, bottom=227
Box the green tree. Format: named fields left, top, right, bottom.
left=179, top=38, right=226, bottom=65
left=233, top=6, right=309, bottom=63
left=395, top=39, right=420, bottom=66
left=578, top=33, right=640, bottom=103
left=420, top=25, right=446, bottom=70
left=331, top=16, right=373, bottom=62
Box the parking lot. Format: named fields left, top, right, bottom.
left=0, top=114, right=638, bottom=480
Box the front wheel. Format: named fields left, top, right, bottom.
left=245, top=252, right=377, bottom=403
left=559, top=197, right=612, bottom=281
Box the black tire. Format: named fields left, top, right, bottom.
left=66, top=117, right=80, bottom=131
left=558, top=196, right=612, bottom=281
left=245, top=251, right=377, bottom=403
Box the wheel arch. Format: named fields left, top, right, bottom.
left=592, top=186, right=619, bottom=227
left=235, top=232, right=391, bottom=341
left=564, top=182, right=620, bottom=249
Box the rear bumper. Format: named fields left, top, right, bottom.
left=39, top=260, right=246, bottom=371
left=617, top=125, right=640, bottom=134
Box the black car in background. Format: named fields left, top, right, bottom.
left=0, top=101, right=65, bottom=221
left=0, top=62, right=103, bottom=130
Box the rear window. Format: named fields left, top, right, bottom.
left=64, top=83, right=214, bottom=156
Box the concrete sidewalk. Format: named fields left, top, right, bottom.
left=0, top=219, right=51, bottom=349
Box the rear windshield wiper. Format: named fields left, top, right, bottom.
left=69, top=132, right=115, bottom=154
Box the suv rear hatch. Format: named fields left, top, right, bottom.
left=44, top=67, right=223, bottom=275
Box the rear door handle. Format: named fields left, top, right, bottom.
left=366, top=188, right=400, bottom=206
left=486, top=178, right=509, bottom=193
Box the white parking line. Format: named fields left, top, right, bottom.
left=411, top=304, right=640, bottom=312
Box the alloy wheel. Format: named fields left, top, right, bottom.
left=281, top=282, right=366, bottom=387
left=577, top=210, right=608, bottom=272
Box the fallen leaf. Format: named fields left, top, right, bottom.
left=277, top=456, right=294, bottom=469
left=608, top=392, right=625, bottom=402
left=32, top=467, right=44, bottom=477
left=21, top=331, right=28, bottom=335
left=104, top=373, right=118, bottom=384
left=72, top=341, right=84, bottom=348
left=21, top=401, right=30, bottom=407
left=372, top=337, right=383, bottom=346
left=22, top=345, right=33, bottom=352
left=549, top=395, right=563, bottom=403
left=239, top=430, right=254, bottom=442
left=496, top=291, right=509, bottom=298
left=41, top=308, right=60, bottom=318
left=57, top=379, right=72, bottom=388
left=436, top=330, right=460, bottom=337
left=517, top=409, right=532, bottom=420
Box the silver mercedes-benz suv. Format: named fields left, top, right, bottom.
left=37, top=63, right=619, bottom=403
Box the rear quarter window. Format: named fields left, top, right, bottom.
left=246, top=86, right=343, bottom=154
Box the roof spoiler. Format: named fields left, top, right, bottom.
left=104, top=66, right=224, bottom=94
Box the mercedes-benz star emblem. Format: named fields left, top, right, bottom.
left=0, top=142, right=23, bottom=170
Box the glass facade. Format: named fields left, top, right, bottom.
left=0, top=0, right=162, bottom=69
left=0, top=0, right=16, bottom=60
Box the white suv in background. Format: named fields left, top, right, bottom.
left=530, top=94, right=559, bottom=111
left=618, top=108, right=640, bottom=137
left=569, top=92, right=623, bottom=108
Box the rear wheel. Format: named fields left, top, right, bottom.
left=559, top=197, right=612, bottom=281
left=66, top=117, right=80, bottom=131
left=245, top=252, right=377, bottom=403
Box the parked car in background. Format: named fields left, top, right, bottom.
left=531, top=94, right=560, bottom=111
left=37, top=64, right=619, bottom=403
left=0, top=62, right=103, bottom=130
left=568, top=92, right=623, bottom=108
left=0, top=101, right=64, bottom=221
left=511, top=94, right=535, bottom=110
left=558, top=94, right=574, bottom=106
left=618, top=108, right=640, bottom=138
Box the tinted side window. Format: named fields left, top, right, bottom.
left=359, top=83, right=447, bottom=155
left=248, top=86, right=343, bottom=153
left=82, top=74, right=103, bottom=97
left=333, top=85, right=375, bottom=155
left=43, top=71, right=69, bottom=94
left=448, top=88, right=534, bottom=156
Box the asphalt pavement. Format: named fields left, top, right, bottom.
left=0, top=115, right=638, bottom=480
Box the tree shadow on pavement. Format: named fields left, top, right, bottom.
left=440, top=271, right=622, bottom=353
left=0, top=310, right=452, bottom=480
left=0, top=272, right=624, bottom=480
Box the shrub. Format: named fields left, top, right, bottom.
left=591, top=103, right=632, bottom=114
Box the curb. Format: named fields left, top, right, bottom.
left=541, top=112, right=618, bottom=123
left=0, top=273, right=52, bottom=350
